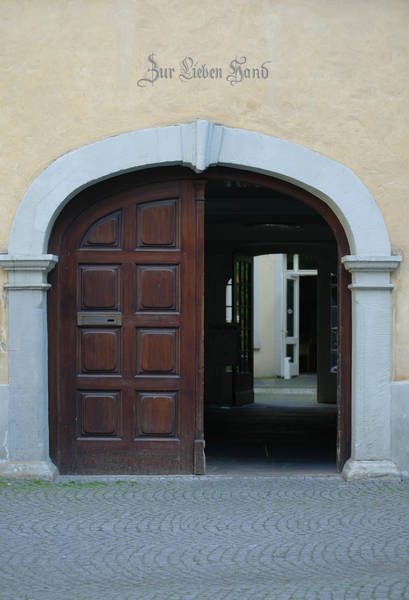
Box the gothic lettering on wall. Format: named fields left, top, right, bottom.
left=137, top=54, right=271, bottom=87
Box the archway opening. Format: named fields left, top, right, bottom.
left=46, top=165, right=350, bottom=475
left=203, top=169, right=351, bottom=474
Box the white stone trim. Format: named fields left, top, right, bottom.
left=341, top=255, right=402, bottom=478
left=0, top=255, right=58, bottom=289
left=181, top=120, right=224, bottom=173
left=9, top=121, right=391, bottom=256
left=0, top=384, right=9, bottom=463
left=0, top=460, right=58, bottom=481
left=342, top=256, right=402, bottom=272
left=391, top=380, right=409, bottom=478
left=343, top=459, right=401, bottom=481
left=0, top=256, right=59, bottom=271
left=0, top=255, right=58, bottom=479
left=343, top=257, right=402, bottom=292
left=0, top=121, right=402, bottom=480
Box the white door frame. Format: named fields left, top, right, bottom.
left=281, top=253, right=318, bottom=379
left=283, top=272, right=300, bottom=378
left=0, top=120, right=402, bottom=480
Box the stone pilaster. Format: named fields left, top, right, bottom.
left=341, top=256, right=401, bottom=480
left=0, top=255, right=58, bottom=480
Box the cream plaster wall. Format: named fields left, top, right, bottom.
left=0, top=0, right=408, bottom=381
left=254, top=255, right=275, bottom=378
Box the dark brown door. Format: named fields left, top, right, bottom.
left=232, top=255, right=254, bottom=405
left=49, top=180, right=205, bottom=474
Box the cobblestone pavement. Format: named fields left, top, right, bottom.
left=1, top=475, right=409, bottom=600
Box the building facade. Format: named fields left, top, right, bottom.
left=0, top=0, right=408, bottom=479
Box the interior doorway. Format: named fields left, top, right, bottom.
left=203, top=170, right=350, bottom=474
left=254, top=252, right=319, bottom=379
left=299, top=271, right=318, bottom=374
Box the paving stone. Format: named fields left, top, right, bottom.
left=0, top=476, right=408, bottom=599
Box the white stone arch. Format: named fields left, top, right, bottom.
left=0, top=121, right=401, bottom=480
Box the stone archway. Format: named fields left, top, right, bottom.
left=0, top=121, right=401, bottom=480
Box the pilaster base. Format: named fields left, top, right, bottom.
left=342, top=459, right=401, bottom=481
left=0, top=460, right=59, bottom=481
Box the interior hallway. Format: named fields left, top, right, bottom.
left=205, top=375, right=338, bottom=475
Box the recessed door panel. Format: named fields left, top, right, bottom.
left=136, top=392, right=177, bottom=437
left=136, top=200, right=178, bottom=248
left=136, top=265, right=179, bottom=311
left=78, top=391, right=121, bottom=438
left=79, top=265, right=120, bottom=310
left=81, top=211, right=122, bottom=248
left=136, top=329, right=179, bottom=375
left=79, top=329, right=121, bottom=374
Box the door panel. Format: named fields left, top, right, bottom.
left=136, top=266, right=179, bottom=311
left=79, top=329, right=121, bottom=373
left=79, top=265, right=121, bottom=309
left=136, top=200, right=179, bottom=247
left=81, top=211, right=122, bottom=248
left=49, top=180, right=204, bottom=474
left=79, top=392, right=120, bottom=437
left=138, top=392, right=176, bottom=436
left=136, top=329, right=179, bottom=375
left=232, top=255, right=254, bottom=405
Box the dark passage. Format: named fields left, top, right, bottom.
left=204, top=376, right=337, bottom=475
left=204, top=174, right=340, bottom=474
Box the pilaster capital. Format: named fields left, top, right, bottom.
left=0, top=254, right=58, bottom=291
left=0, top=254, right=58, bottom=271
left=342, top=255, right=402, bottom=292
left=342, top=255, right=402, bottom=272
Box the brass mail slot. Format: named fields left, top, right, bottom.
left=77, top=312, right=122, bottom=326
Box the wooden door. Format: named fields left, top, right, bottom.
left=232, top=255, right=254, bottom=405
left=49, top=180, right=205, bottom=474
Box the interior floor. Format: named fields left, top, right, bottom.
left=204, top=376, right=338, bottom=475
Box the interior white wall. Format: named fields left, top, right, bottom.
left=254, top=255, right=276, bottom=378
